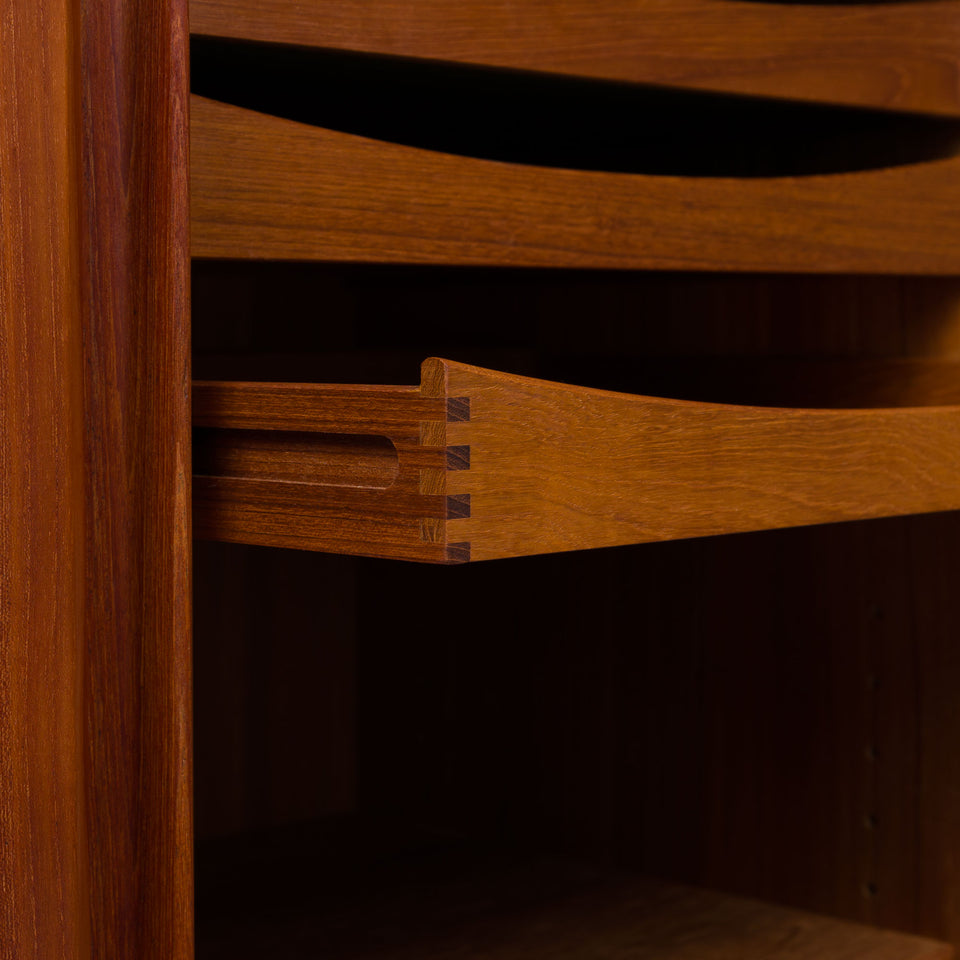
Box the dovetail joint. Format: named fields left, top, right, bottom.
left=446, top=445, right=470, bottom=471
left=445, top=542, right=471, bottom=564
left=446, top=494, right=471, bottom=519
left=447, top=397, right=471, bottom=422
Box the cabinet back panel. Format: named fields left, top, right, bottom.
left=193, top=514, right=960, bottom=943
left=193, top=263, right=960, bottom=394
left=193, top=541, right=358, bottom=837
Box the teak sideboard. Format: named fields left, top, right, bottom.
left=5, top=1, right=960, bottom=958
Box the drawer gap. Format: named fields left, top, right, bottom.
left=190, top=35, right=960, bottom=178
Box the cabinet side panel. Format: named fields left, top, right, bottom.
left=77, top=0, right=193, bottom=957
left=0, top=1, right=89, bottom=958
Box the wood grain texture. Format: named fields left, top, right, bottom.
left=192, top=361, right=960, bottom=562
left=190, top=268, right=960, bottom=949
left=193, top=429, right=400, bottom=488
left=0, top=1, right=88, bottom=957
left=193, top=381, right=457, bottom=561
left=77, top=0, right=193, bottom=957
left=2, top=0, right=192, bottom=955
left=439, top=359, right=960, bottom=560
left=189, top=0, right=960, bottom=117
left=195, top=827, right=952, bottom=960
left=190, top=96, right=960, bottom=273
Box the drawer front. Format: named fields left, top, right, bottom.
left=191, top=95, right=960, bottom=274
left=190, top=0, right=960, bottom=116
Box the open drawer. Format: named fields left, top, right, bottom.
left=191, top=87, right=960, bottom=274
left=193, top=358, right=960, bottom=563
left=190, top=0, right=960, bottom=117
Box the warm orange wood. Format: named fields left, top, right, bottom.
left=188, top=213, right=960, bottom=952
left=193, top=381, right=440, bottom=434
left=196, top=825, right=952, bottom=959
left=2, top=0, right=192, bottom=957
left=192, top=381, right=460, bottom=562
left=190, top=96, right=960, bottom=274
left=189, top=261, right=960, bottom=943
left=192, top=361, right=960, bottom=563
left=189, top=0, right=960, bottom=117
left=0, top=2, right=89, bottom=957
left=193, top=429, right=400, bottom=488
left=78, top=0, right=193, bottom=955
left=439, top=359, right=960, bottom=561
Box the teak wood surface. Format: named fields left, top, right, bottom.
left=190, top=0, right=960, bottom=117
left=1, top=0, right=193, bottom=957
left=193, top=360, right=960, bottom=563
left=190, top=97, right=960, bottom=274
left=193, top=382, right=460, bottom=562
left=190, top=265, right=960, bottom=948
left=1, top=3, right=87, bottom=956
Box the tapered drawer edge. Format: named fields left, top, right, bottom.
left=192, top=359, right=960, bottom=563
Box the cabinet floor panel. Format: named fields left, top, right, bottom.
left=195, top=819, right=950, bottom=960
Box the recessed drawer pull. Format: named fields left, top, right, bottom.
left=193, top=428, right=400, bottom=490
left=193, top=359, right=960, bottom=563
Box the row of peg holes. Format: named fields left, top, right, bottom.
left=863, top=603, right=881, bottom=901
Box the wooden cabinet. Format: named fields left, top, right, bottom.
left=1, top=2, right=191, bottom=959
left=5, top=1, right=960, bottom=957
left=193, top=362, right=960, bottom=562
left=189, top=4, right=960, bottom=958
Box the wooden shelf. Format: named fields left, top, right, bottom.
left=190, top=95, right=960, bottom=274
left=190, top=0, right=960, bottom=117
left=195, top=821, right=951, bottom=960
left=193, top=358, right=960, bottom=563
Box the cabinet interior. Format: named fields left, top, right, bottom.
left=192, top=262, right=960, bottom=955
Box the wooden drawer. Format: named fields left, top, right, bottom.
left=190, top=0, right=960, bottom=116
left=193, top=359, right=960, bottom=563
left=191, top=92, right=960, bottom=273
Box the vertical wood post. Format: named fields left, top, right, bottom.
left=0, top=1, right=192, bottom=956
